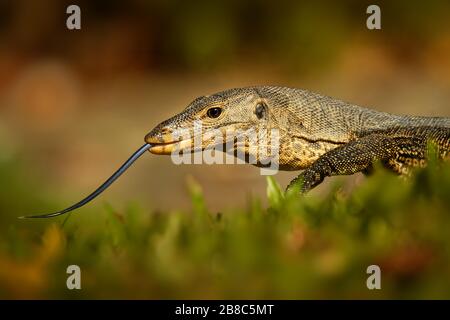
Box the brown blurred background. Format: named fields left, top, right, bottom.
left=1, top=0, right=450, bottom=213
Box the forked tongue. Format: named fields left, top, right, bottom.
left=20, top=143, right=152, bottom=219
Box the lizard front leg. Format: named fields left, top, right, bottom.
left=286, top=134, right=422, bottom=194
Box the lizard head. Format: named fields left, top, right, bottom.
left=23, top=86, right=290, bottom=218
left=145, top=87, right=281, bottom=156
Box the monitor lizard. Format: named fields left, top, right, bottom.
left=23, top=86, right=450, bottom=218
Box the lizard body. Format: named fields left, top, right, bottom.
left=146, top=86, right=450, bottom=193
left=24, top=86, right=450, bottom=218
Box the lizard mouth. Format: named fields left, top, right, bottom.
left=145, top=127, right=238, bottom=155
left=148, top=141, right=182, bottom=155
left=145, top=130, right=181, bottom=154
left=147, top=138, right=194, bottom=155
left=147, top=136, right=223, bottom=155
left=146, top=128, right=214, bottom=155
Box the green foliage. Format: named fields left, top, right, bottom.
left=1, top=158, right=450, bottom=299
left=266, top=176, right=284, bottom=209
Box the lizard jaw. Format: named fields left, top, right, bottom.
left=145, top=130, right=182, bottom=154
left=146, top=132, right=195, bottom=155
left=147, top=136, right=225, bottom=155
left=148, top=140, right=192, bottom=155
left=146, top=129, right=211, bottom=155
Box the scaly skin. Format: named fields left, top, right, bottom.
left=23, top=86, right=450, bottom=218
left=145, top=86, right=450, bottom=193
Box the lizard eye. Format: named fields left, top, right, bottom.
left=206, top=107, right=222, bottom=119
left=255, top=102, right=266, bottom=119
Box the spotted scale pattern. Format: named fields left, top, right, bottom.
left=146, top=86, right=450, bottom=193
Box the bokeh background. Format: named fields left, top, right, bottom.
left=1, top=0, right=450, bottom=299
left=1, top=0, right=450, bottom=211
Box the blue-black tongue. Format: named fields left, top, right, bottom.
left=20, top=143, right=152, bottom=219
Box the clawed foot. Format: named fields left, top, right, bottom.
left=285, top=170, right=324, bottom=196
left=285, top=175, right=306, bottom=196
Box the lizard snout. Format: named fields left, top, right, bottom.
left=145, top=125, right=174, bottom=144
left=145, top=124, right=189, bottom=155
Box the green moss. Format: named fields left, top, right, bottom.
left=1, top=157, right=450, bottom=299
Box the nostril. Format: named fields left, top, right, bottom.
left=160, top=127, right=169, bottom=134
left=145, top=125, right=173, bottom=143
left=144, top=131, right=155, bottom=143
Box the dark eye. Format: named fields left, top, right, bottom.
left=255, top=102, right=266, bottom=119
left=207, top=107, right=222, bottom=119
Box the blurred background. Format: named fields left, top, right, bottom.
left=1, top=0, right=450, bottom=211
left=1, top=0, right=450, bottom=299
